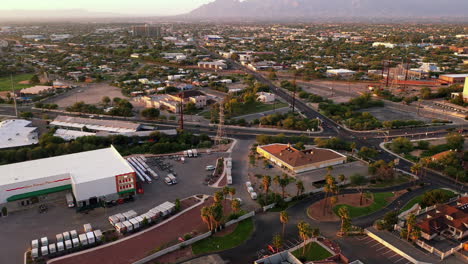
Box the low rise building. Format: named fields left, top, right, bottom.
left=451, top=77, right=468, bottom=102
left=51, top=116, right=142, bottom=133
left=20, top=85, right=54, bottom=95
left=372, top=42, right=397, bottom=48
left=0, top=119, right=38, bottom=149
left=326, top=69, right=356, bottom=78
left=439, top=74, right=468, bottom=84
left=197, top=60, right=227, bottom=70
left=257, top=92, right=275, bottom=103
left=139, top=90, right=207, bottom=113
left=256, top=144, right=346, bottom=174
left=0, top=146, right=136, bottom=211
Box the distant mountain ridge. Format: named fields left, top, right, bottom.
left=186, top=0, right=468, bottom=20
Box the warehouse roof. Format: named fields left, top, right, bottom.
left=440, top=74, right=468, bottom=78
left=51, top=115, right=141, bottom=133
left=258, top=144, right=346, bottom=167
left=0, top=146, right=134, bottom=186
left=0, top=119, right=38, bottom=149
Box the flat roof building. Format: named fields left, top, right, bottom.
left=257, top=144, right=346, bottom=174
left=0, top=119, right=38, bottom=149
left=0, top=146, right=136, bottom=210
left=51, top=116, right=142, bottom=133
left=439, top=74, right=468, bottom=84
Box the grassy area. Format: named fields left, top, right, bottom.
left=369, top=175, right=412, bottom=188
left=191, top=218, right=254, bottom=255
left=333, top=192, right=394, bottom=218
left=292, top=242, right=333, bottom=261
left=231, top=101, right=288, bottom=117
left=400, top=189, right=456, bottom=212
left=0, top=74, right=34, bottom=92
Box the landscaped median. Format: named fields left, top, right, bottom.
left=291, top=241, right=333, bottom=262
left=333, top=192, right=395, bottom=219
left=191, top=218, right=254, bottom=255
left=400, top=188, right=456, bottom=213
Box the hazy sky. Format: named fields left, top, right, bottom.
left=1, top=0, right=215, bottom=15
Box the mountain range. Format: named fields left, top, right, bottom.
left=184, top=0, right=468, bottom=21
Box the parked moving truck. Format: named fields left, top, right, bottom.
left=164, top=173, right=177, bottom=185
left=65, top=193, right=75, bottom=208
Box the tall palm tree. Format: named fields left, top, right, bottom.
left=323, top=184, right=333, bottom=215
left=406, top=213, right=416, bottom=241
left=214, top=191, right=224, bottom=205
left=229, top=187, right=236, bottom=201
left=337, top=206, right=351, bottom=235
left=222, top=186, right=230, bottom=206
left=297, top=221, right=312, bottom=256
left=279, top=211, right=289, bottom=237
left=296, top=180, right=305, bottom=197
left=278, top=175, right=292, bottom=199
left=262, top=175, right=272, bottom=194
left=231, top=199, right=241, bottom=213
left=201, top=206, right=212, bottom=231
left=272, top=234, right=283, bottom=253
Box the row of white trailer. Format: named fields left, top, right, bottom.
left=108, top=201, right=176, bottom=234
left=126, top=156, right=158, bottom=183
left=31, top=224, right=102, bottom=259
left=245, top=181, right=258, bottom=200
left=183, top=149, right=198, bottom=157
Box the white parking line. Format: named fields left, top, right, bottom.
left=376, top=246, right=389, bottom=252
left=387, top=253, right=400, bottom=259
left=393, top=257, right=407, bottom=263
left=370, top=242, right=382, bottom=248
left=364, top=239, right=375, bottom=244
left=357, top=236, right=369, bottom=241
left=381, top=249, right=395, bottom=256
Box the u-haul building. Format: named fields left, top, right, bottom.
left=0, top=146, right=136, bottom=211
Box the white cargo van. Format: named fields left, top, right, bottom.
left=206, top=165, right=215, bottom=171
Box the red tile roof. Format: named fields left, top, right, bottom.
left=259, top=144, right=344, bottom=167
left=418, top=198, right=468, bottom=235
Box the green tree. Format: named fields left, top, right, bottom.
left=297, top=221, right=312, bottom=256
left=280, top=211, right=289, bottom=237
left=30, top=74, right=40, bottom=84
left=262, top=175, right=271, bottom=194
left=391, top=137, right=414, bottom=154
left=337, top=206, right=351, bottom=235
left=231, top=199, right=241, bottom=213
left=296, top=180, right=305, bottom=197
left=446, top=133, right=464, bottom=150
left=102, top=96, right=111, bottom=106
left=272, top=234, right=283, bottom=252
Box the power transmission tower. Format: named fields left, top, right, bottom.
left=215, top=102, right=226, bottom=145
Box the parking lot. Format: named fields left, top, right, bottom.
left=338, top=236, right=412, bottom=264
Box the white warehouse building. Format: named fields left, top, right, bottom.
left=0, top=146, right=136, bottom=211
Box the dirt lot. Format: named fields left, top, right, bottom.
left=46, top=82, right=126, bottom=108
left=307, top=193, right=374, bottom=221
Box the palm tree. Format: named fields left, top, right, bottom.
left=262, top=175, right=272, bottom=194
left=201, top=206, right=212, bottom=231
left=330, top=196, right=338, bottom=212
left=278, top=175, right=292, bottom=199
left=337, top=206, right=351, bottom=235
left=211, top=203, right=224, bottom=231
left=279, top=211, right=289, bottom=237
left=222, top=186, right=230, bottom=206
left=272, top=234, right=283, bottom=253
left=350, top=142, right=357, bottom=155
left=312, top=227, right=320, bottom=239
left=231, top=199, right=241, bottom=213
left=406, top=213, right=416, bottom=241
left=339, top=174, right=346, bottom=185
left=229, top=187, right=236, bottom=201
left=297, top=221, right=312, bottom=256
left=323, top=184, right=333, bottom=215
left=214, top=191, right=224, bottom=205
left=296, top=180, right=305, bottom=197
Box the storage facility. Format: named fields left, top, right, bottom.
left=0, top=146, right=136, bottom=211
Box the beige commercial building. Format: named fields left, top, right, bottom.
left=256, top=144, right=346, bottom=174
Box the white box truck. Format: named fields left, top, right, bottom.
left=65, top=240, right=73, bottom=250
left=123, top=210, right=138, bottom=220
left=165, top=174, right=177, bottom=185
left=56, top=234, right=64, bottom=243
left=49, top=244, right=56, bottom=254
left=192, top=149, right=198, bottom=157
left=93, top=230, right=103, bottom=242
left=130, top=218, right=140, bottom=229
left=56, top=242, right=65, bottom=252
left=31, top=248, right=39, bottom=259
left=109, top=215, right=120, bottom=226
left=83, top=223, right=93, bottom=233
left=247, top=187, right=254, bottom=193
left=31, top=239, right=39, bottom=249
left=65, top=193, right=75, bottom=208
left=62, top=231, right=70, bottom=241
left=245, top=181, right=252, bottom=188
left=187, top=149, right=193, bottom=157
left=41, top=237, right=48, bottom=247
left=115, top=213, right=126, bottom=223
left=123, top=221, right=133, bottom=232
left=41, top=246, right=48, bottom=256
left=72, top=238, right=79, bottom=248
left=114, top=222, right=126, bottom=234
left=250, top=192, right=258, bottom=200
left=70, top=230, right=78, bottom=239
left=183, top=150, right=188, bottom=157
left=86, top=232, right=95, bottom=244
left=79, top=234, right=88, bottom=246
